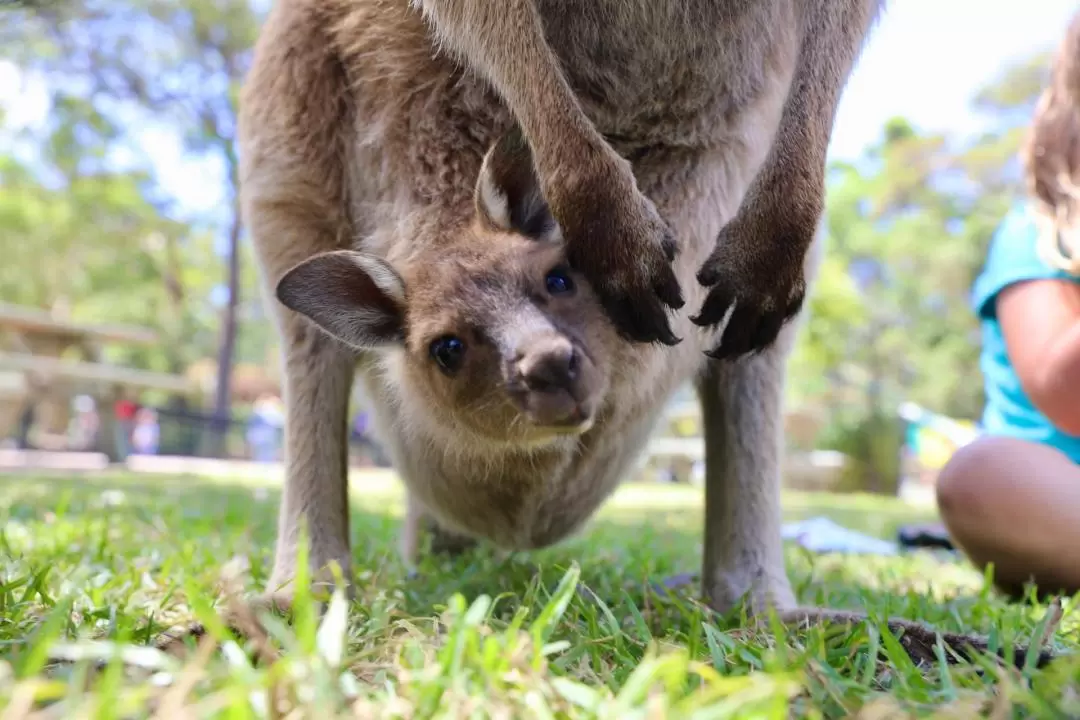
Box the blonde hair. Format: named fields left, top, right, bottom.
left=1022, top=11, right=1080, bottom=276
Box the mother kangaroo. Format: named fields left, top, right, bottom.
left=241, top=0, right=876, bottom=620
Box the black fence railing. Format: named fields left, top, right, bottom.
left=6, top=401, right=391, bottom=468
left=146, top=405, right=390, bottom=466
left=152, top=405, right=251, bottom=458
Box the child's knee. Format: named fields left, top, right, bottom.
left=936, top=439, right=992, bottom=520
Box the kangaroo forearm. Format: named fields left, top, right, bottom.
left=411, top=0, right=604, bottom=172
left=691, top=1, right=883, bottom=357
left=752, top=2, right=880, bottom=226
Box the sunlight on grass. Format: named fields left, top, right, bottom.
left=0, top=470, right=1076, bottom=717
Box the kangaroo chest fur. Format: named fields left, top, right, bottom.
left=328, top=0, right=805, bottom=549
left=535, top=0, right=798, bottom=151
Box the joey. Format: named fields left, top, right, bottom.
left=273, top=128, right=632, bottom=570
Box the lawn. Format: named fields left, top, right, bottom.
left=0, top=470, right=1076, bottom=718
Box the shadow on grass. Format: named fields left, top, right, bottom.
left=0, top=470, right=1010, bottom=642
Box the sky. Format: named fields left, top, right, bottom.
left=1, top=0, right=1078, bottom=221
left=830, top=0, right=1077, bottom=157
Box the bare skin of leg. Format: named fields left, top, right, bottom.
left=936, top=434, right=1080, bottom=599
left=776, top=435, right=1072, bottom=666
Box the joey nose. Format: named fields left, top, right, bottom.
left=519, top=340, right=578, bottom=394
left=508, top=335, right=597, bottom=431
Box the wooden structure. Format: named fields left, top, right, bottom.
left=0, top=302, right=195, bottom=460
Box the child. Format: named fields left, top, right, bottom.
left=936, top=14, right=1080, bottom=599
left=247, top=394, right=284, bottom=463
left=131, top=407, right=160, bottom=455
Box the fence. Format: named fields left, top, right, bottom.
left=147, top=405, right=389, bottom=465
left=1, top=400, right=390, bottom=467
left=152, top=405, right=250, bottom=458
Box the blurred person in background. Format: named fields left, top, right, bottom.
left=936, top=14, right=1080, bottom=599
left=113, top=392, right=138, bottom=460
left=70, top=395, right=99, bottom=451
left=131, top=407, right=160, bottom=455
left=247, top=393, right=284, bottom=463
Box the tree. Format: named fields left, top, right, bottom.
left=791, top=49, right=1054, bottom=492
left=0, top=113, right=228, bottom=377
left=2, top=0, right=263, bottom=447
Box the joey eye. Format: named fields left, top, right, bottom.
left=429, top=335, right=466, bottom=374
left=544, top=266, right=575, bottom=295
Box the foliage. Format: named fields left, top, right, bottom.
left=789, top=57, right=1054, bottom=489
left=0, top=0, right=270, bottom=403
left=816, top=413, right=905, bottom=495
left=0, top=471, right=1076, bottom=717
left=0, top=123, right=267, bottom=376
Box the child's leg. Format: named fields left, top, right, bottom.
left=937, top=435, right=1080, bottom=597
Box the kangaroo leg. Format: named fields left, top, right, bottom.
left=410, top=0, right=684, bottom=346
left=693, top=0, right=884, bottom=358
left=158, top=271, right=358, bottom=654
left=239, top=0, right=361, bottom=606
left=154, top=326, right=354, bottom=656
left=694, top=337, right=796, bottom=616
left=683, top=223, right=831, bottom=613
left=265, top=317, right=357, bottom=600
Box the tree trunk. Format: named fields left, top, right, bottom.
left=209, top=199, right=243, bottom=458
left=161, top=233, right=189, bottom=376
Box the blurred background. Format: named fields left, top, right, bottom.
left=0, top=0, right=1073, bottom=501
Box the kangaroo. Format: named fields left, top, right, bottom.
left=238, top=0, right=882, bottom=612
left=164, top=0, right=1055, bottom=669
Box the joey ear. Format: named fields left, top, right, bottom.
left=275, top=250, right=406, bottom=350
left=474, top=125, right=558, bottom=240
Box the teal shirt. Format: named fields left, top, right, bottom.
left=971, top=202, right=1080, bottom=463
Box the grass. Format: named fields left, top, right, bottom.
left=0, top=470, right=1077, bottom=718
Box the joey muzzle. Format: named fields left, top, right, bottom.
left=506, top=335, right=597, bottom=429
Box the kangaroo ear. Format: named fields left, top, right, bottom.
left=276, top=250, right=406, bottom=350
left=474, top=125, right=558, bottom=240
